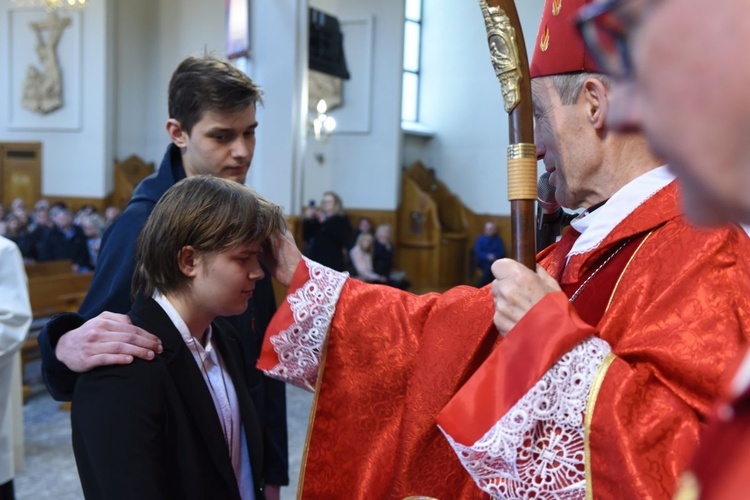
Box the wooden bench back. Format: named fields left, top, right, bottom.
left=25, top=259, right=73, bottom=278
left=27, top=271, right=93, bottom=318
left=22, top=265, right=93, bottom=400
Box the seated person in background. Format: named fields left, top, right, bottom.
left=473, top=221, right=506, bottom=287
left=31, top=199, right=50, bottom=218
left=27, top=200, right=53, bottom=261
left=9, top=198, right=28, bottom=222
left=73, top=204, right=98, bottom=227
left=37, top=206, right=93, bottom=272
left=302, top=191, right=352, bottom=272
left=349, top=216, right=373, bottom=250
left=349, top=232, right=385, bottom=284
left=49, top=201, right=68, bottom=211
left=79, top=213, right=106, bottom=269
left=373, top=223, right=409, bottom=290
left=72, top=175, right=286, bottom=500
left=103, top=205, right=121, bottom=229
left=4, top=214, right=35, bottom=262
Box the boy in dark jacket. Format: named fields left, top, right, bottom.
left=37, top=56, right=289, bottom=497
left=73, top=176, right=287, bottom=500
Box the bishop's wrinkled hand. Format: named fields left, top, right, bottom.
left=491, top=259, right=560, bottom=337
left=261, top=228, right=302, bottom=287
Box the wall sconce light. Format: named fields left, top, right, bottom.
left=310, top=99, right=336, bottom=142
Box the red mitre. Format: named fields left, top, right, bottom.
left=529, top=0, right=600, bottom=78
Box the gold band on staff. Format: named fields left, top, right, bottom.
left=507, top=143, right=537, bottom=200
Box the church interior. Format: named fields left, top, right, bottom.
left=0, top=0, right=547, bottom=498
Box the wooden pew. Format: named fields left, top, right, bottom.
left=28, top=272, right=93, bottom=318
left=24, top=259, right=73, bottom=279
left=22, top=260, right=93, bottom=401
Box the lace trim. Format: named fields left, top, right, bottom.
left=265, top=257, right=348, bottom=391
left=440, top=337, right=611, bottom=499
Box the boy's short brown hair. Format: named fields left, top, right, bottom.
left=132, top=176, right=286, bottom=298
left=168, top=55, right=263, bottom=134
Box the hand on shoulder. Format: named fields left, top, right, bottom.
left=56, top=311, right=162, bottom=372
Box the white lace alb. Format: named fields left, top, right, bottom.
left=264, top=257, right=348, bottom=391
left=440, top=337, right=612, bottom=499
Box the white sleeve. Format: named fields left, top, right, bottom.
left=0, top=237, right=31, bottom=369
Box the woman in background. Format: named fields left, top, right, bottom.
left=349, top=232, right=385, bottom=284
left=302, top=191, right=352, bottom=272
left=349, top=216, right=373, bottom=250
left=373, top=224, right=409, bottom=290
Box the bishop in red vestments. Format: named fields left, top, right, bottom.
left=258, top=1, right=750, bottom=498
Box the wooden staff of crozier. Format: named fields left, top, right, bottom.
left=479, top=0, right=536, bottom=269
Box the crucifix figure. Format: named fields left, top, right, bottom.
left=22, top=11, right=71, bottom=115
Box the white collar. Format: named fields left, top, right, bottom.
left=568, top=165, right=674, bottom=258
left=153, top=292, right=214, bottom=349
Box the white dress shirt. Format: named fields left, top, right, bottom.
left=153, top=293, right=255, bottom=499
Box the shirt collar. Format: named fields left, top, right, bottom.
left=568, top=165, right=674, bottom=257
left=153, top=292, right=214, bottom=351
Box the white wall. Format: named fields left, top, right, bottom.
left=0, top=0, right=114, bottom=199
left=114, top=0, right=154, bottom=164
left=0, top=0, right=303, bottom=211
left=1, top=0, right=546, bottom=216
left=249, top=0, right=306, bottom=214
left=304, top=0, right=404, bottom=211
left=136, top=0, right=227, bottom=171
left=303, top=0, right=545, bottom=214
left=120, top=0, right=303, bottom=213
left=418, top=0, right=545, bottom=215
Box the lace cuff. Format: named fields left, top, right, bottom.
left=439, top=336, right=612, bottom=499
left=263, top=257, right=348, bottom=391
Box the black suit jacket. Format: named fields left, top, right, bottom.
left=72, top=297, right=266, bottom=500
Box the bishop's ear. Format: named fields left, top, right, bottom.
left=581, top=78, right=609, bottom=130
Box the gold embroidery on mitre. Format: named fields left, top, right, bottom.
left=552, top=0, right=562, bottom=16
left=541, top=25, right=550, bottom=52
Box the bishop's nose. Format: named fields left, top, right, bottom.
left=535, top=142, right=546, bottom=161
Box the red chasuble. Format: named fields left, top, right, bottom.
left=675, top=349, right=750, bottom=500
left=259, top=181, right=750, bottom=499
left=437, top=182, right=750, bottom=498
